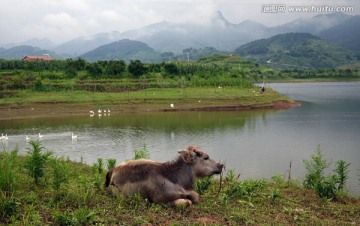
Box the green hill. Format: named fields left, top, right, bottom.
left=234, top=33, right=357, bottom=69
left=79, top=39, right=162, bottom=63
left=0, top=45, right=59, bottom=59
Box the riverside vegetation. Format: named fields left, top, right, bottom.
left=2, top=54, right=358, bottom=115
left=0, top=141, right=359, bottom=225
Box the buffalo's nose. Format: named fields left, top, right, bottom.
left=217, top=163, right=224, bottom=171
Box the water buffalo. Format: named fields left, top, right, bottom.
left=105, top=146, right=223, bottom=207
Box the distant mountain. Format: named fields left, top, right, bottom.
left=0, top=45, right=60, bottom=59
left=54, top=31, right=125, bottom=56
left=0, top=38, right=55, bottom=50
left=319, top=16, right=360, bottom=57
left=1, top=11, right=358, bottom=62
left=234, top=33, right=357, bottom=69
left=79, top=39, right=162, bottom=63
left=272, top=13, right=352, bottom=35
left=53, top=11, right=272, bottom=55
left=138, top=11, right=271, bottom=53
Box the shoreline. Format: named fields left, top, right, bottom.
left=0, top=100, right=300, bottom=120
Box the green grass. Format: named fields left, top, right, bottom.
left=0, top=87, right=294, bottom=117
left=1, top=147, right=359, bottom=225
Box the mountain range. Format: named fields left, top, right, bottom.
left=234, top=33, right=357, bottom=69
left=0, top=11, right=359, bottom=68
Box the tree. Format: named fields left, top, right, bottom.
left=86, top=63, right=103, bottom=78
left=105, top=60, right=126, bottom=77
left=128, top=60, right=147, bottom=77
left=163, top=63, right=179, bottom=76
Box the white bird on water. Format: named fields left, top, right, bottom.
left=89, top=110, right=95, bottom=115
left=72, top=133, right=77, bottom=140
left=4, top=134, right=8, bottom=141
left=39, top=133, right=44, bottom=139
left=98, top=109, right=102, bottom=114
left=26, top=135, right=30, bottom=141
left=0, top=134, right=5, bottom=140
left=170, top=103, right=175, bottom=108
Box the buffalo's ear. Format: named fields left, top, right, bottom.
left=188, top=146, right=202, bottom=157
left=178, top=149, right=194, bottom=163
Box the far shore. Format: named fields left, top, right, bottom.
left=0, top=87, right=299, bottom=120
left=0, top=99, right=299, bottom=120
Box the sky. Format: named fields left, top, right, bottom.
left=0, top=0, right=359, bottom=45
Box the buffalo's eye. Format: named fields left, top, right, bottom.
left=204, top=155, right=209, bottom=160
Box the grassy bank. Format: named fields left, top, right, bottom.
left=1, top=144, right=359, bottom=225
left=0, top=87, right=296, bottom=119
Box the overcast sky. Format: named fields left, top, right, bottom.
left=1, top=0, right=359, bottom=45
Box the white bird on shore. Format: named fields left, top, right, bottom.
left=170, top=103, right=174, bottom=108
left=39, top=133, right=44, bottom=139
left=72, top=133, right=77, bottom=140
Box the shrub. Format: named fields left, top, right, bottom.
left=24, top=140, right=53, bottom=185
left=303, top=145, right=329, bottom=189
left=303, top=145, right=351, bottom=199
left=133, top=145, right=150, bottom=160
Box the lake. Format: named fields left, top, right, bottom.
left=1, top=82, right=359, bottom=195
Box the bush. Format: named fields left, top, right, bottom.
left=303, top=145, right=351, bottom=199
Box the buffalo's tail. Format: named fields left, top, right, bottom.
left=104, top=169, right=112, bottom=188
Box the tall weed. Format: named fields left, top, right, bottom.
left=24, top=140, right=53, bottom=185
left=106, top=158, right=116, bottom=170
left=92, top=158, right=105, bottom=190
left=133, top=145, right=150, bottom=160
left=51, top=157, right=70, bottom=191
left=334, top=160, right=350, bottom=191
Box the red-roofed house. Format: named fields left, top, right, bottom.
left=22, top=55, right=53, bottom=61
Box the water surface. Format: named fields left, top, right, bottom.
left=1, top=82, right=359, bottom=195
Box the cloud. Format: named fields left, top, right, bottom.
left=0, top=0, right=359, bottom=45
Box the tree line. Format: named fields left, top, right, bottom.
left=0, top=58, right=359, bottom=92
left=0, top=58, right=255, bottom=92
